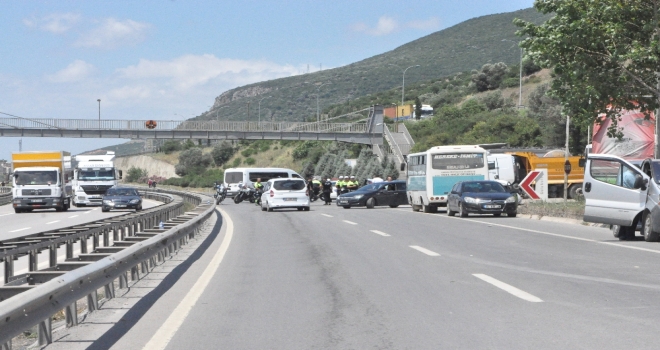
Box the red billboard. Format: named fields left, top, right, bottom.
left=592, top=109, right=655, bottom=160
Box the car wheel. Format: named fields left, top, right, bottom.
left=507, top=212, right=517, bottom=218
left=297, top=207, right=303, bottom=211
left=447, top=205, right=455, bottom=216
left=494, top=213, right=501, bottom=217
left=389, top=204, right=399, bottom=208
left=643, top=212, right=659, bottom=242
left=343, top=206, right=351, bottom=209
left=366, top=198, right=376, bottom=209
left=303, top=207, right=310, bottom=211
left=261, top=202, right=267, bottom=211
left=459, top=202, right=468, bottom=218
left=613, top=224, right=634, bottom=240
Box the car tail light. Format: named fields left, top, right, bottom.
left=269, top=190, right=274, bottom=197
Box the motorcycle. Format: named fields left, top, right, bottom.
left=251, top=188, right=263, bottom=205
left=213, top=183, right=227, bottom=205
left=309, top=188, right=321, bottom=202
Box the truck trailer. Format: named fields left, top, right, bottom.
left=11, top=151, right=72, bottom=213
left=507, top=151, right=584, bottom=199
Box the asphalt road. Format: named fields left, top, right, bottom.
left=69, top=200, right=660, bottom=349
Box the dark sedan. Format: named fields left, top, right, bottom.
left=336, top=180, right=408, bottom=209
left=447, top=180, right=517, bottom=217
left=102, top=187, right=143, bottom=212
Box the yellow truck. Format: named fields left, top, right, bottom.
left=508, top=151, right=585, bottom=199
left=11, top=151, right=72, bottom=213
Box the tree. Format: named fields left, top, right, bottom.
left=211, top=142, right=235, bottom=166
left=175, top=148, right=213, bottom=176
left=414, top=96, right=423, bottom=120
left=161, top=141, right=182, bottom=154
left=471, top=63, right=509, bottom=92
left=515, top=0, right=660, bottom=137
left=125, top=166, right=147, bottom=183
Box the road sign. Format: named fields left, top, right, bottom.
left=564, top=160, right=572, bottom=174
left=520, top=169, right=548, bottom=200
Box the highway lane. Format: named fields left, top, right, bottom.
left=0, top=199, right=162, bottom=283
left=89, top=201, right=660, bottom=348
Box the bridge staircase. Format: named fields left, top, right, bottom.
left=378, top=123, right=415, bottom=180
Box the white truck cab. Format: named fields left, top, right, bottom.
left=582, top=153, right=659, bottom=241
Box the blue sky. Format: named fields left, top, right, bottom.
left=0, top=0, right=534, bottom=161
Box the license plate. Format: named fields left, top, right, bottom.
left=115, top=205, right=126, bottom=208
left=31, top=199, right=43, bottom=203
left=283, top=198, right=297, bottom=202
left=484, top=204, right=501, bottom=209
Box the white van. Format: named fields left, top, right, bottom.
left=487, top=154, right=516, bottom=184
left=223, top=167, right=302, bottom=197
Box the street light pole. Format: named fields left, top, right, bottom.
left=97, top=99, right=101, bottom=129
left=316, top=83, right=332, bottom=125
left=215, top=106, right=229, bottom=122
left=502, top=39, right=523, bottom=107
left=258, top=96, right=271, bottom=124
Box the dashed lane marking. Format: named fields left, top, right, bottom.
left=46, top=220, right=60, bottom=225
left=0, top=213, right=13, bottom=217
left=410, top=245, right=440, bottom=256
left=84, top=210, right=93, bottom=214
left=473, top=273, right=543, bottom=303
left=9, top=227, right=31, bottom=233
left=321, top=214, right=333, bottom=218
left=370, top=230, right=391, bottom=237
left=343, top=220, right=357, bottom=225
left=68, top=215, right=79, bottom=218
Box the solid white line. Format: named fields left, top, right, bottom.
left=9, top=227, right=31, bottom=233
left=343, top=220, right=357, bottom=225
left=46, top=220, right=60, bottom=225
left=473, top=273, right=543, bottom=302
left=84, top=210, right=93, bottom=214
left=370, top=230, right=391, bottom=237
left=0, top=213, right=13, bottom=217
left=321, top=214, right=333, bottom=218
left=409, top=245, right=440, bottom=256
left=143, top=207, right=233, bottom=350
left=68, top=215, right=79, bottom=218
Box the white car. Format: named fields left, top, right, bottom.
left=261, top=178, right=310, bottom=212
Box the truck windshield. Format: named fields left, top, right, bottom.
left=15, top=171, right=58, bottom=185
left=78, top=169, right=115, bottom=181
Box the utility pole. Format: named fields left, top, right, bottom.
left=564, top=115, right=570, bottom=203
left=97, top=99, right=101, bottom=129
left=247, top=101, right=250, bottom=121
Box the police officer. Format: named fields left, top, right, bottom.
left=322, top=178, right=333, bottom=205
left=336, top=176, right=344, bottom=196
left=347, top=175, right=358, bottom=191
left=253, top=178, right=264, bottom=205
left=312, top=177, right=322, bottom=198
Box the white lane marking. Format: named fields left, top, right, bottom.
left=144, top=207, right=233, bottom=350
left=0, top=213, right=13, bottom=217
left=343, top=220, right=357, bottom=225
left=473, top=273, right=543, bottom=303
left=46, top=220, right=60, bottom=225
left=321, top=214, right=333, bottom=218
left=9, top=227, right=31, bottom=233
left=68, top=215, right=79, bottom=218
left=84, top=210, right=93, bottom=214
left=410, top=245, right=440, bottom=256
left=370, top=230, right=391, bottom=237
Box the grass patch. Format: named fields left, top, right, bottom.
left=518, top=200, right=585, bottom=220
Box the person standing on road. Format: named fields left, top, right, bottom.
left=322, top=178, right=333, bottom=205
left=347, top=176, right=358, bottom=191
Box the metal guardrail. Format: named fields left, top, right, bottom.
left=383, top=127, right=405, bottom=165
left=0, top=187, right=214, bottom=347
left=0, top=188, right=10, bottom=206
left=399, top=123, right=415, bottom=147
left=0, top=118, right=368, bottom=134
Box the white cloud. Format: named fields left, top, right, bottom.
left=351, top=16, right=399, bottom=36
left=75, top=18, right=150, bottom=49
left=117, top=54, right=299, bottom=90
left=351, top=16, right=441, bottom=36
left=47, top=60, right=95, bottom=83
left=23, top=13, right=80, bottom=34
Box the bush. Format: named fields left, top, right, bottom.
left=232, top=158, right=242, bottom=167
left=125, top=166, right=148, bottom=183
left=500, top=77, right=520, bottom=88
left=241, top=149, right=254, bottom=158
left=244, top=157, right=256, bottom=165
left=161, top=141, right=182, bottom=154
left=175, top=148, right=213, bottom=176
left=211, top=142, right=236, bottom=166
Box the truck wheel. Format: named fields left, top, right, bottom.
left=613, top=225, right=635, bottom=240
left=568, top=184, right=581, bottom=199
left=642, top=212, right=659, bottom=242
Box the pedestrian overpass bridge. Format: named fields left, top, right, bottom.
left=0, top=106, right=384, bottom=146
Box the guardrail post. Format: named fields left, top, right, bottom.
left=29, top=250, right=37, bottom=271
left=49, top=245, right=57, bottom=267
left=38, top=317, right=52, bottom=346
left=113, top=227, right=119, bottom=242
left=93, top=233, right=99, bottom=250
left=80, top=236, right=88, bottom=254
left=103, top=228, right=110, bottom=246
left=87, top=290, right=98, bottom=312
left=66, top=240, right=73, bottom=259
left=4, top=256, right=14, bottom=284
left=65, top=302, right=78, bottom=327
left=131, top=266, right=139, bottom=281
left=141, top=260, right=148, bottom=274
left=119, top=272, right=128, bottom=289
left=104, top=281, right=115, bottom=300
left=1, top=340, right=11, bottom=350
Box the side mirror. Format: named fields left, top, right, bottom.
left=400, top=163, right=406, bottom=171
left=578, top=158, right=586, bottom=168
left=118, top=170, right=123, bottom=180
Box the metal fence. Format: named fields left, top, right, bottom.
left=0, top=187, right=214, bottom=347
left=0, top=118, right=369, bottom=134
left=0, top=188, right=10, bottom=206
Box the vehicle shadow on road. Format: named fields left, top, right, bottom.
left=84, top=210, right=224, bottom=350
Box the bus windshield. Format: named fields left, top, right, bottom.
left=432, top=153, right=484, bottom=170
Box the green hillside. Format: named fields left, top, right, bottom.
left=198, top=8, right=551, bottom=123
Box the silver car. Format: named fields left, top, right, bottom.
left=583, top=154, right=658, bottom=241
